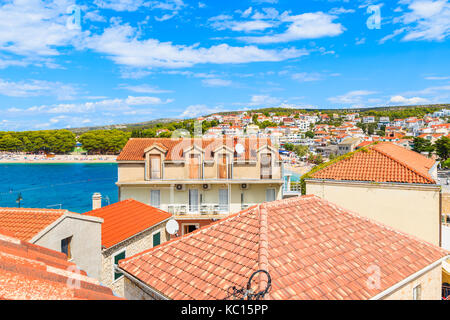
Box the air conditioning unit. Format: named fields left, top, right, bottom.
left=202, top=184, right=211, bottom=190
left=240, top=183, right=249, bottom=190
left=175, top=184, right=185, bottom=191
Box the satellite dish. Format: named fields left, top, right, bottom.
left=235, top=143, right=245, bottom=155
left=166, top=219, right=179, bottom=235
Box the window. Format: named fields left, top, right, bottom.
left=150, top=190, right=160, bottom=208
left=183, top=224, right=197, bottom=235
left=266, top=188, right=276, bottom=202
left=189, top=189, right=199, bottom=213
left=149, top=155, right=161, bottom=179
left=219, top=189, right=229, bottom=212
left=113, top=250, right=126, bottom=281
left=260, top=153, right=272, bottom=179
left=413, top=284, right=422, bottom=300
left=153, top=232, right=161, bottom=247
left=189, top=154, right=201, bottom=179
left=218, top=154, right=232, bottom=179
left=61, top=236, right=72, bottom=260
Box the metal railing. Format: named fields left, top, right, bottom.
left=167, top=204, right=230, bottom=215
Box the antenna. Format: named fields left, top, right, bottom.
left=165, top=219, right=179, bottom=235
left=225, top=270, right=272, bottom=300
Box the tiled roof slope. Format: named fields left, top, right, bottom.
left=84, top=199, right=171, bottom=249
left=117, top=137, right=274, bottom=161
left=0, top=231, right=121, bottom=300
left=119, top=195, right=448, bottom=300
left=0, top=208, right=72, bottom=241
left=310, top=142, right=436, bottom=184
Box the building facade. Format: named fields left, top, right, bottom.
left=116, top=138, right=284, bottom=233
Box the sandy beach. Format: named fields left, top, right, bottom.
left=0, top=153, right=117, bottom=163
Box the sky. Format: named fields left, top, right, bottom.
left=0, top=0, right=450, bottom=131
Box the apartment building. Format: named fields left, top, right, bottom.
left=116, top=137, right=284, bottom=233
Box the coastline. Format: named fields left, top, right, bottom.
left=0, top=154, right=117, bottom=164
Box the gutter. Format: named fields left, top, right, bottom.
left=369, top=255, right=450, bottom=300
left=305, top=178, right=441, bottom=189
left=116, top=265, right=170, bottom=300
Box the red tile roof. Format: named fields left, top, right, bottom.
left=310, top=142, right=436, bottom=184
left=0, top=230, right=120, bottom=300
left=117, top=137, right=274, bottom=161
left=0, top=208, right=75, bottom=242
left=85, top=199, right=171, bottom=249
left=118, top=196, right=448, bottom=300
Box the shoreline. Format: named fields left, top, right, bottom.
left=0, top=154, right=117, bottom=164
left=0, top=160, right=117, bottom=164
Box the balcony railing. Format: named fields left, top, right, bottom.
left=443, top=285, right=450, bottom=300
left=167, top=204, right=230, bottom=215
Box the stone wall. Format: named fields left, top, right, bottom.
left=100, top=222, right=169, bottom=297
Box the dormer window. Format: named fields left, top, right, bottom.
left=149, top=155, right=161, bottom=179
left=260, top=153, right=272, bottom=179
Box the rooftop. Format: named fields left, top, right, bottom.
left=85, top=199, right=171, bottom=249
left=309, top=142, right=436, bottom=184
left=0, top=208, right=75, bottom=242
left=0, top=230, right=121, bottom=300
left=117, top=137, right=274, bottom=162
left=118, top=195, right=448, bottom=300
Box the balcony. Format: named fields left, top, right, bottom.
left=166, top=203, right=256, bottom=218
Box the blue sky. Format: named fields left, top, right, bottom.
left=0, top=0, right=450, bottom=130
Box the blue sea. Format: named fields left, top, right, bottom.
left=0, top=164, right=118, bottom=213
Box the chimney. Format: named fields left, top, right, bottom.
left=92, top=193, right=102, bottom=210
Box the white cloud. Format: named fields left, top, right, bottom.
left=7, top=96, right=173, bottom=115
left=240, top=12, right=345, bottom=43
left=291, top=72, right=323, bottom=82
left=424, top=75, right=450, bottom=80
left=391, top=0, right=450, bottom=42
left=180, top=104, right=224, bottom=118
left=0, top=79, right=78, bottom=100
left=389, top=95, right=429, bottom=105
left=94, top=0, right=145, bottom=11
left=328, top=90, right=377, bottom=105
left=246, top=94, right=281, bottom=106
left=329, top=7, right=356, bottom=15
left=202, top=78, right=233, bottom=87
left=83, top=23, right=307, bottom=68
left=119, top=84, right=172, bottom=93
left=0, top=0, right=82, bottom=57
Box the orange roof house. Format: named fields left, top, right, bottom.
left=0, top=207, right=103, bottom=279
left=84, top=199, right=172, bottom=297
left=309, top=142, right=436, bottom=184
left=85, top=199, right=172, bottom=249
left=305, top=142, right=441, bottom=246
left=0, top=230, right=120, bottom=300
left=117, top=196, right=448, bottom=300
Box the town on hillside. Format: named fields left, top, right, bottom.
left=0, top=105, right=449, bottom=302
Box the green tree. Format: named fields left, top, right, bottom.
left=434, top=136, right=450, bottom=160
left=413, top=137, right=434, bottom=154
left=305, top=131, right=315, bottom=139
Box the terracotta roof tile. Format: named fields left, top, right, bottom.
left=117, top=137, right=275, bottom=162
left=310, top=142, right=436, bottom=184
left=84, top=199, right=171, bottom=249
left=0, top=208, right=75, bottom=241
left=0, top=231, right=121, bottom=300
left=118, top=196, right=448, bottom=300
